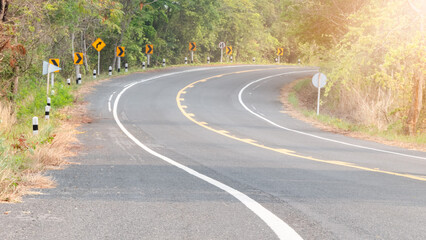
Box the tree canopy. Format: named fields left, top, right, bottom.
left=0, top=0, right=424, bottom=134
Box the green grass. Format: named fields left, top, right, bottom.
left=293, top=78, right=309, bottom=92
left=288, top=92, right=299, bottom=108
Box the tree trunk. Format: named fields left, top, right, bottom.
left=406, top=72, right=424, bottom=135
left=71, top=31, right=79, bottom=78
left=12, top=35, right=18, bottom=97
left=406, top=1, right=424, bottom=135
left=0, top=0, right=9, bottom=22
left=82, top=30, right=88, bottom=72
left=112, top=2, right=132, bottom=71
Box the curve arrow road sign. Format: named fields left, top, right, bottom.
left=189, top=42, right=196, bottom=51
left=146, top=44, right=153, bottom=54
left=74, top=52, right=83, bottom=65
left=92, top=38, right=106, bottom=52
left=116, top=46, right=125, bottom=57
left=277, top=48, right=284, bottom=56
left=49, top=58, right=60, bottom=73
left=226, top=46, right=233, bottom=55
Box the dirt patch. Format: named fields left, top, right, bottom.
left=281, top=79, right=426, bottom=152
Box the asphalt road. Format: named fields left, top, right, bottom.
left=1, top=65, right=426, bottom=239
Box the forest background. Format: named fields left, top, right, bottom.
left=0, top=0, right=424, bottom=200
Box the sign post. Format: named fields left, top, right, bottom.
left=49, top=59, right=59, bottom=89
left=277, top=48, right=284, bottom=64
left=42, top=61, right=61, bottom=96
left=92, top=38, right=106, bottom=75
left=312, top=73, right=327, bottom=115
left=219, top=42, right=225, bottom=63
left=189, top=42, right=196, bottom=63
left=226, top=46, right=232, bottom=62
left=74, top=52, right=83, bottom=84
left=116, top=46, right=125, bottom=72
left=146, top=44, right=153, bottom=67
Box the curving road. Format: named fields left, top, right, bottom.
left=2, top=65, right=426, bottom=239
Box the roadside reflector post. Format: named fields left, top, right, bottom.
left=275, top=58, right=278, bottom=63
left=45, top=106, right=50, bottom=120
left=298, top=59, right=301, bottom=64
left=185, top=57, right=188, bottom=64
left=162, top=58, right=166, bottom=67
left=207, top=57, right=210, bottom=64
left=125, top=63, right=128, bottom=72
left=230, top=56, right=233, bottom=63
left=109, top=66, right=112, bottom=76
left=77, top=74, right=82, bottom=85
left=142, top=62, right=146, bottom=70
left=32, top=117, right=38, bottom=135
left=253, top=57, right=255, bottom=63
left=47, top=97, right=51, bottom=107
left=67, top=78, right=71, bottom=85
left=93, top=69, right=97, bottom=79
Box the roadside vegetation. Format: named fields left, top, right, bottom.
left=284, top=78, right=425, bottom=150
left=0, top=0, right=424, bottom=201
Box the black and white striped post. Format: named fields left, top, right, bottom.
left=298, top=59, right=301, bottom=65
left=125, top=63, right=128, bottom=72
left=67, top=78, right=71, bottom=85
left=252, top=57, right=256, bottom=63
left=109, top=66, right=112, bottom=76
left=275, top=58, right=278, bottom=63
left=162, top=59, right=166, bottom=67
left=77, top=74, right=82, bottom=85
left=185, top=57, right=188, bottom=64
left=47, top=97, right=51, bottom=107
left=32, top=117, right=38, bottom=135
left=230, top=56, right=233, bottom=63
left=93, top=69, right=97, bottom=79
left=207, top=57, right=210, bottom=64
left=45, top=106, right=50, bottom=120
left=142, top=62, right=146, bottom=70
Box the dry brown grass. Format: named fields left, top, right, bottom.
left=0, top=100, right=16, bottom=133
left=0, top=83, right=93, bottom=202
left=0, top=118, right=83, bottom=202
left=0, top=168, right=55, bottom=203
left=333, top=85, right=395, bottom=131
left=281, top=79, right=426, bottom=152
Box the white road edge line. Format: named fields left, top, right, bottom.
left=113, top=67, right=304, bottom=240
left=238, top=72, right=426, bottom=161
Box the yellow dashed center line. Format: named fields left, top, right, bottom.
left=176, top=69, right=426, bottom=182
